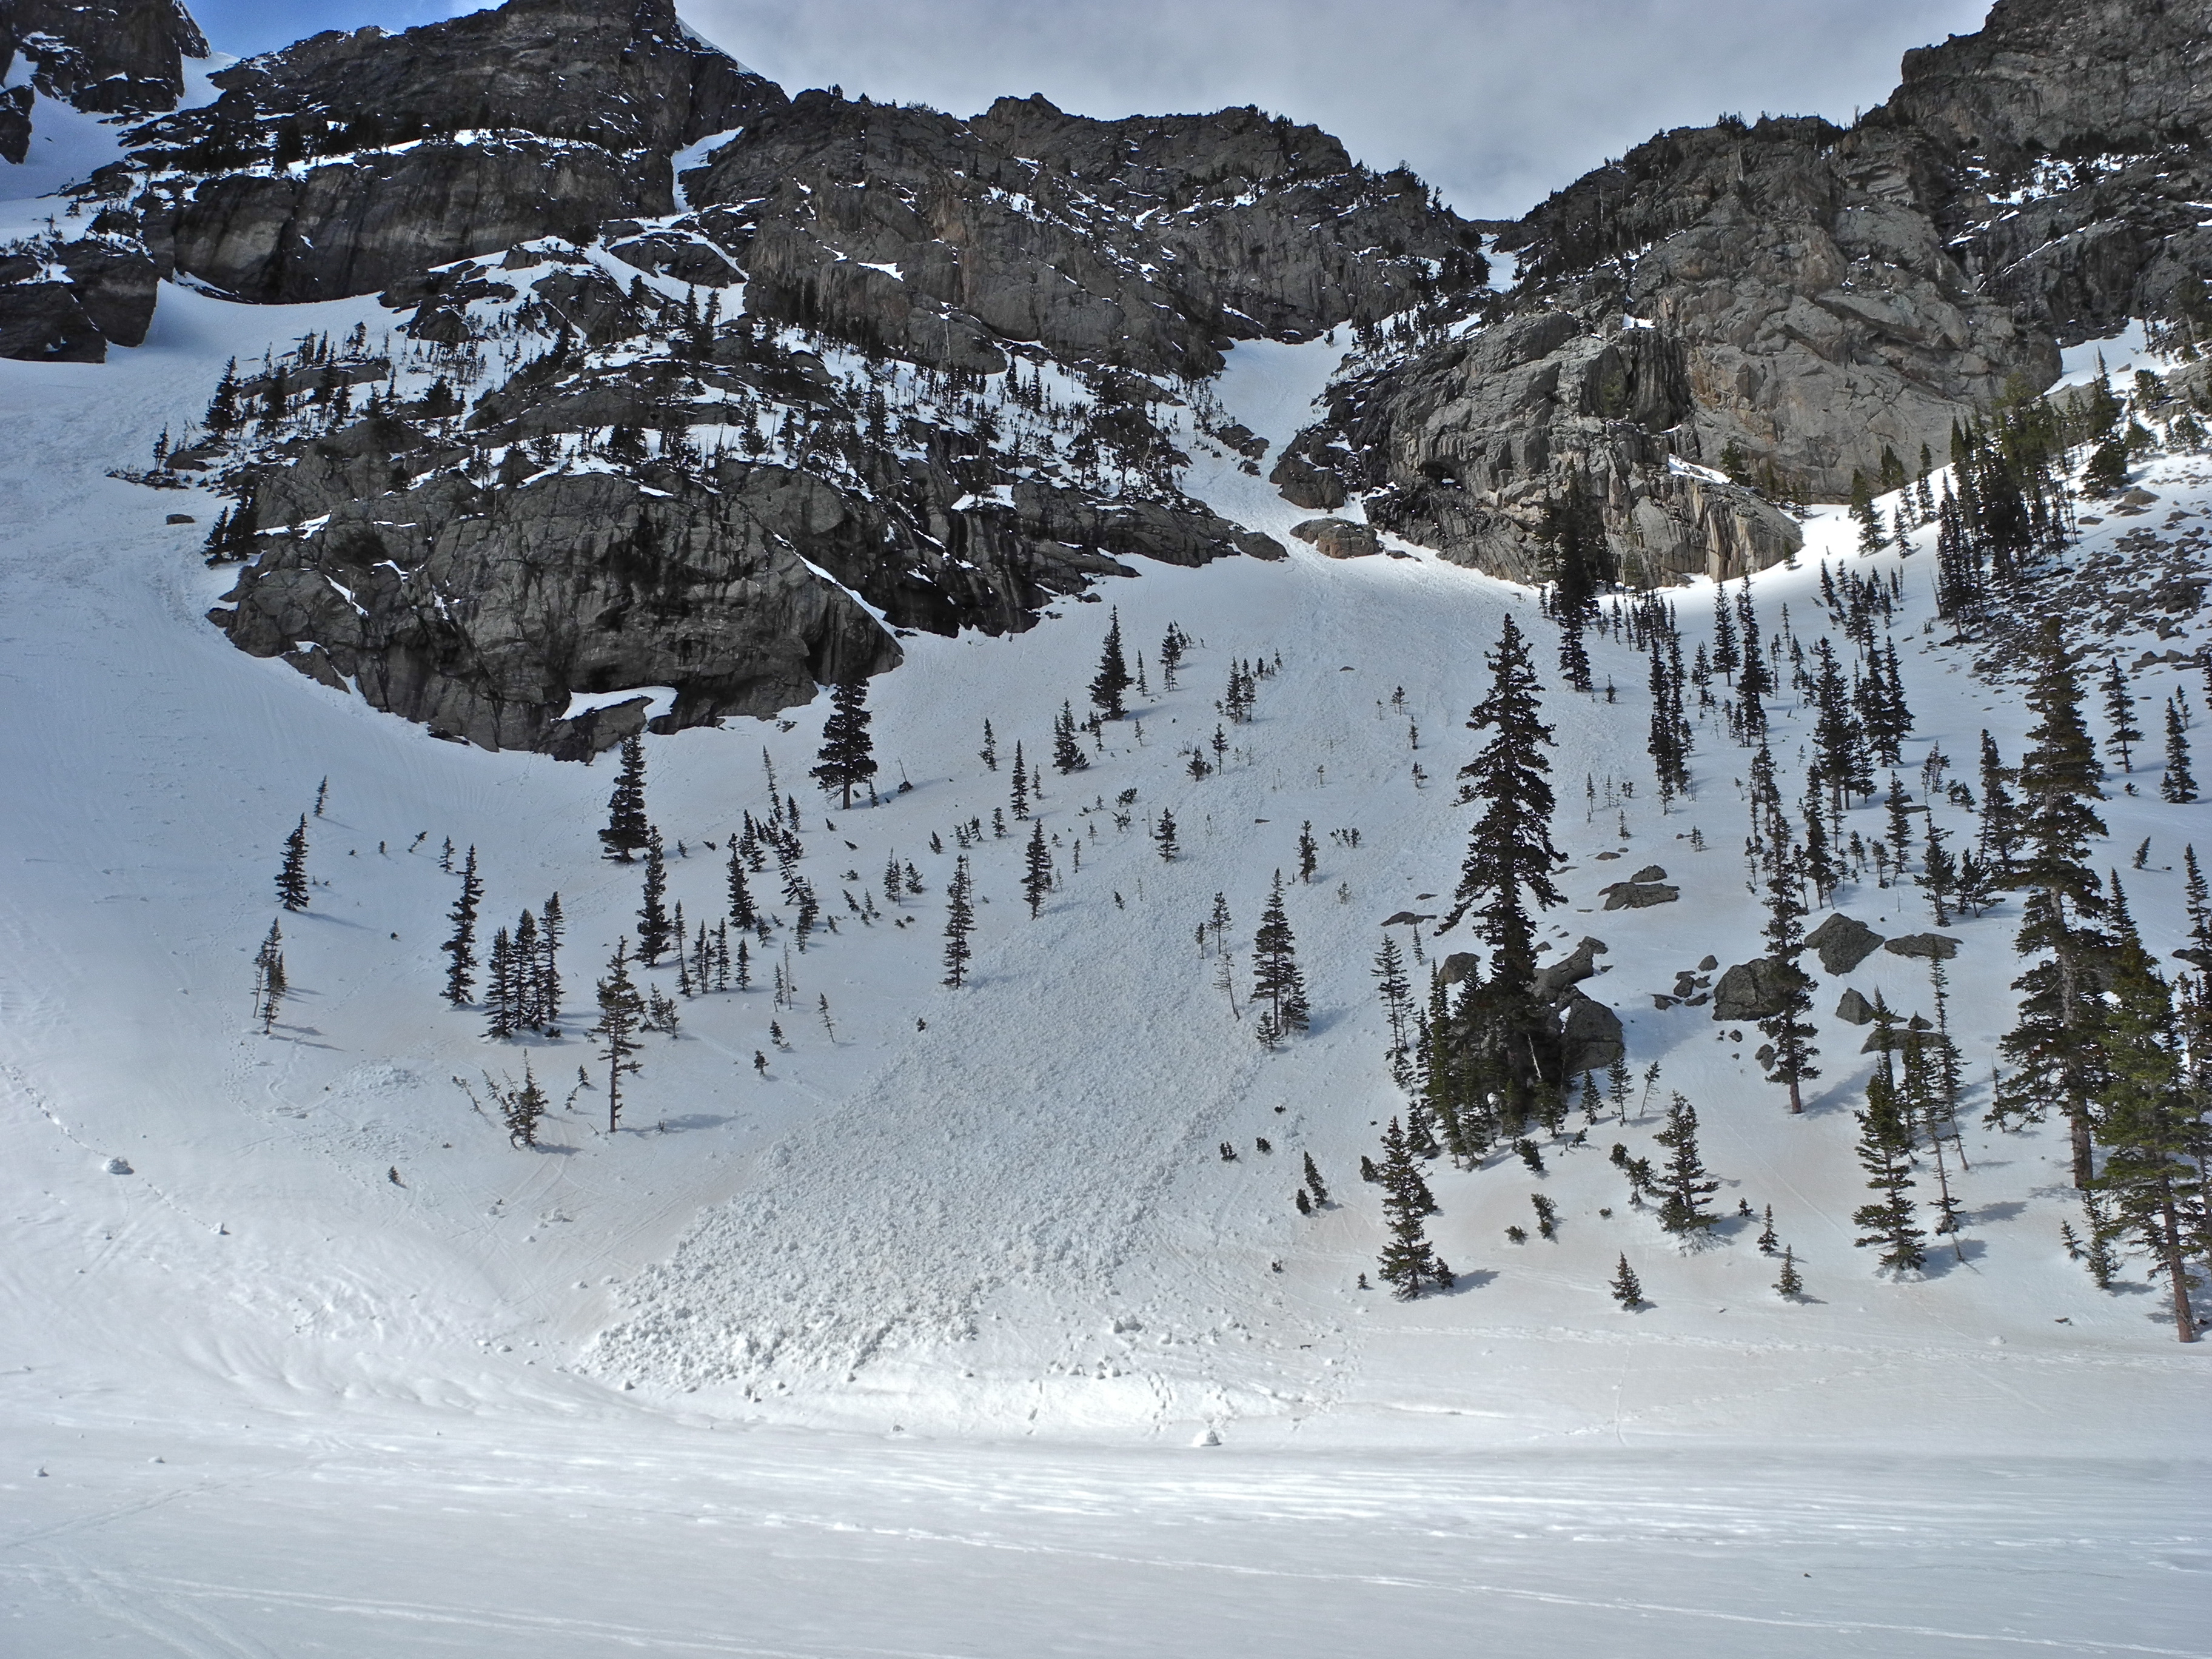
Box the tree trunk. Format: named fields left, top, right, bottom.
left=2159, top=1185, right=2199, bottom=1342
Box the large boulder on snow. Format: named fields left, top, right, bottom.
left=1557, top=990, right=1626, bottom=1078
left=1712, top=955, right=1809, bottom=1022
left=1806, top=912, right=1884, bottom=974
left=1535, top=936, right=1607, bottom=997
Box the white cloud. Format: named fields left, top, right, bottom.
left=676, top=0, right=1991, bottom=219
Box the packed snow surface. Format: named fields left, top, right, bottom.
left=0, top=277, right=2204, bottom=1652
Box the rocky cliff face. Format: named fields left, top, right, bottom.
left=156, top=0, right=1469, bottom=754
left=1, top=0, right=207, bottom=144
left=0, top=0, right=782, bottom=355
left=1270, top=0, right=2208, bottom=584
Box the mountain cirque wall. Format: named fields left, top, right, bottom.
left=1271, top=0, right=2212, bottom=583
left=147, top=1, right=1471, bottom=754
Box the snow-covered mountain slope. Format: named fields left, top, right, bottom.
left=1, top=288, right=2206, bottom=1652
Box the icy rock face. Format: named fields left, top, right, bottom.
left=0, top=0, right=207, bottom=130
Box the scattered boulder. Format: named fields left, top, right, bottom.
left=1603, top=881, right=1678, bottom=910
left=1381, top=910, right=1436, bottom=927
left=1289, top=517, right=1381, bottom=559
left=1835, top=988, right=1876, bottom=1025
left=1534, top=936, right=1608, bottom=997
left=1627, top=865, right=1667, bottom=883
left=1805, top=913, right=1884, bottom=974
left=1697, top=954, right=1718, bottom=971
left=1711, top=956, right=1808, bottom=1022
left=1557, top=990, right=1626, bottom=1078
left=1438, top=951, right=1481, bottom=986
left=1884, top=932, right=1960, bottom=961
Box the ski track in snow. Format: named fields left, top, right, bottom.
left=0, top=273, right=2205, bottom=1651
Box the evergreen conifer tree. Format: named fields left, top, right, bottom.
left=1373, top=935, right=1415, bottom=1088
left=1653, top=1093, right=1723, bottom=1237
left=600, top=734, right=651, bottom=860
left=276, top=816, right=311, bottom=912
left=2088, top=884, right=2202, bottom=1341
left=592, top=938, right=645, bottom=1134
left=809, top=679, right=878, bottom=808
left=1154, top=809, right=1179, bottom=862
left=1090, top=609, right=1131, bottom=720
left=942, top=855, right=975, bottom=987
left=443, top=845, right=481, bottom=1007
left=1610, top=1253, right=1643, bottom=1309
left=1252, top=871, right=1310, bottom=1041
left=979, top=717, right=998, bottom=771
left=484, top=927, right=518, bottom=1039
left=2163, top=697, right=2197, bottom=802
left=502, top=1056, right=548, bottom=1148
left=2103, top=657, right=2143, bottom=772
left=1994, top=620, right=2113, bottom=1187
left=1852, top=997, right=1927, bottom=1274
left=1446, top=616, right=1564, bottom=1123
left=1978, top=730, right=2021, bottom=867
left=1022, top=818, right=1053, bottom=917
left=1375, top=1118, right=1453, bottom=1299
left=252, top=919, right=286, bottom=1034
left=1757, top=851, right=1820, bottom=1112
left=1302, top=1151, right=1329, bottom=1206
left=1052, top=703, right=1090, bottom=773
left=1774, top=1247, right=1805, bottom=1299
left=539, top=893, right=563, bottom=1028
left=637, top=832, right=672, bottom=964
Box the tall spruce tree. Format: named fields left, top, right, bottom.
left=1853, top=996, right=1928, bottom=1275
left=1758, top=850, right=1821, bottom=1113
left=810, top=679, right=878, bottom=808
left=1252, top=871, right=1310, bottom=1045
left=942, top=854, right=975, bottom=987
left=2089, top=883, right=2202, bottom=1340
left=600, top=733, right=651, bottom=860
left=1445, top=615, right=1565, bottom=1122
left=1373, top=934, right=1415, bottom=1088
left=1375, top=1117, right=1453, bottom=1299
left=1022, top=818, right=1052, bottom=917
left=2103, top=657, right=2143, bottom=772
left=637, top=831, right=672, bottom=964
left=1090, top=608, right=1131, bottom=720
left=592, top=937, right=645, bottom=1134
left=1994, top=620, right=2112, bottom=1188
left=2163, top=697, right=2197, bottom=803
left=442, top=845, right=481, bottom=1007
left=276, top=816, right=311, bottom=912
left=252, top=919, right=286, bottom=1034
left=1653, top=1093, right=1723, bottom=1238
left=540, top=892, right=564, bottom=1028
